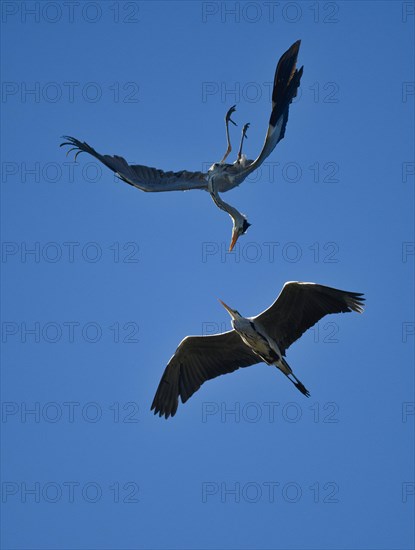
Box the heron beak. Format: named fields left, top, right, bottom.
left=229, top=229, right=239, bottom=252
left=218, top=299, right=237, bottom=319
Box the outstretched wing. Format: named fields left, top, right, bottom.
left=255, top=282, right=365, bottom=355
left=60, top=136, right=207, bottom=192
left=229, top=40, right=303, bottom=186
left=151, top=331, right=259, bottom=419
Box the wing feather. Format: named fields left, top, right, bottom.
left=60, top=136, right=207, bottom=192
left=255, top=282, right=365, bottom=354
left=151, top=331, right=259, bottom=419
left=230, top=40, right=303, bottom=186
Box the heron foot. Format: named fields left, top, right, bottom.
left=237, top=123, right=250, bottom=161
left=295, top=380, right=310, bottom=397
left=286, top=372, right=310, bottom=397
left=225, top=105, right=237, bottom=126
left=242, top=122, right=250, bottom=137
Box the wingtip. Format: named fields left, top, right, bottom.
left=287, top=39, right=301, bottom=55
left=151, top=404, right=174, bottom=420
left=349, top=293, right=365, bottom=314
left=356, top=302, right=365, bottom=314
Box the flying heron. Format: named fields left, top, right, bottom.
left=60, top=41, right=303, bottom=251
left=151, top=282, right=365, bottom=419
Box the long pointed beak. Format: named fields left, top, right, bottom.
left=229, top=230, right=239, bottom=252
left=218, top=299, right=236, bottom=319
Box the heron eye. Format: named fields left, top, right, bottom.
left=242, top=220, right=251, bottom=234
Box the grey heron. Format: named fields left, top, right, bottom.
left=60, top=40, right=303, bottom=251
left=151, top=282, right=364, bottom=419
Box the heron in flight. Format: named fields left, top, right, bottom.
left=60, top=41, right=303, bottom=251
left=151, top=282, right=365, bottom=419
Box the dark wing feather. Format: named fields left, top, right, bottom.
left=60, top=136, right=207, bottom=191
left=151, top=331, right=259, bottom=419
left=230, top=40, right=303, bottom=186
left=255, top=282, right=365, bottom=355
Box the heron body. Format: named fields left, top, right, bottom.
left=207, top=154, right=253, bottom=193
left=227, top=314, right=282, bottom=365
left=60, top=40, right=303, bottom=250
left=151, top=282, right=365, bottom=418
left=219, top=299, right=309, bottom=396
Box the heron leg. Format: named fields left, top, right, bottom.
left=237, top=123, right=250, bottom=161
left=220, top=105, right=237, bottom=164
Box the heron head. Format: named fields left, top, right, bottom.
left=218, top=299, right=241, bottom=320
left=229, top=216, right=252, bottom=252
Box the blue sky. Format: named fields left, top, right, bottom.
left=1, top=1, right=414, bottom=549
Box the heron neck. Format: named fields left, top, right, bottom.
left=209, top=185, right=243, bottom=223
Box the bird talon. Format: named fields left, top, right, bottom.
left=65, top=147, right=78, bottom=157
left=226, top=105, right=237, bottom=125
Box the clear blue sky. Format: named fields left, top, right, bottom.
left=1, top=1, right=414, bottom=549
